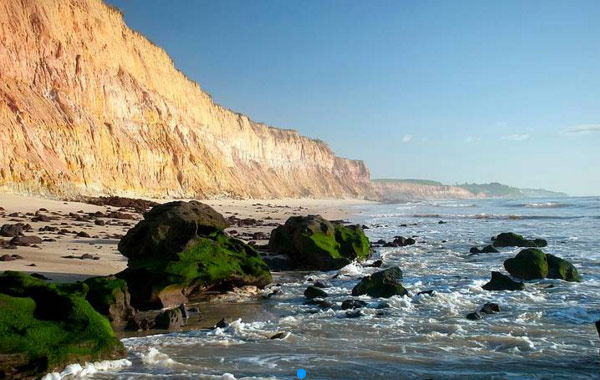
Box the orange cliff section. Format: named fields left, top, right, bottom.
left=0, top=0, right=372, bottom=199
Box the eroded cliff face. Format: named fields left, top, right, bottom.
left=0, top=0, right=372, bottom=199
left=372, top=181, right=479, bottom=202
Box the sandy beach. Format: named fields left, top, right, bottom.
left=0, top=193, right=374, bottom=282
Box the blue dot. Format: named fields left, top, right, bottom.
left=297, top=369, right=307, bottom=379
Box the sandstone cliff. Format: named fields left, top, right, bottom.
left=0, top=0, right=372, bottom=199
left=372, top=180, right=478, bottom=201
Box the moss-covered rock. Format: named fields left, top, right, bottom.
left=546, top=254, right=581, bottom=282
left=83, top=276, right=135, bottom=327
left=503, top=248, right=549, bottom=280
left=492, top=232, right=547, bottom=248
left=482, top=271, right=525, bottom=291
left=0, top=272, right=125, bottom=379
left=268, top=215, right=370, bottom=271
left=351, top=267, right=408, bottom=298
left=117, top=201, right=272, bottom=310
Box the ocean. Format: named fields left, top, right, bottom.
left=88, top=197, right=600, bottom=379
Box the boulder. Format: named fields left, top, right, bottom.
left=83, top=276, right=135, bottom=327
left=0, top=223, right=25, bottom=237
left=352, top=267, right=408, bottom=298
left=503, top=248, right=548, bottom=280
left=304, top=285, right=328, bottom=299
left=466, top=312, right=482, bottom=320
left=491, top=232, right=547, bottom=248
left=267, top=215, right=370, bottom=271
left=546, top=254, right=581, bottom=282
left=0, top=272, right=125, bottom=378
left=482, top=271, right=525, bottom=291
left=117, top=201, right=271, bottom=310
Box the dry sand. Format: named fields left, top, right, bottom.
left=0, top=193, right=374, bottom=282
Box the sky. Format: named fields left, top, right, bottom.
left=106, top=0, right=599, bottom=196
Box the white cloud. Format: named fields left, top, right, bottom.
left=561, top=124, right=600, bottom=135
left=401, top=135, right=412, bottom=143
left=502, top=134, right=529, bottom=141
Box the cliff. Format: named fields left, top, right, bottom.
left=0, top=0, right=372, bottom=199
left=372, top=179, right=478, bottom=201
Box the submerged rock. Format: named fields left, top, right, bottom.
left=352, top=267, right=408, bottom=298
left=482, top=271, right=525, bottom=291
left=117, top=201, right=272, bottom=310
left=504, top=248, right=549, bottom=280
left=546, top=254, right=582, bottom=282
left=154, top=305, right=187, bottom=330
left=341, top=299, right=367, bottom=310
left=492, top=232, right=547, bottom=248
left=466, top=312, right=482, bottom=320
left=268, top=215, right=370, bottom=271
left=0, top=272, right=125, bottom=378
left=481, top=302, right=500, bottom=314
left=469, top=245, right=499, bottom=254
left=304, top=285, right=328, bottom=299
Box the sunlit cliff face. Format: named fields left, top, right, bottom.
left=0, top=0, right=372, bottom=199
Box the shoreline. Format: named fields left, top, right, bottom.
left=0, top=193, right=375, bottom=282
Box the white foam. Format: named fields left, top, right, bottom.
left=40, top=359, right=132, bottom=379
left=139, top=347, right=176, bottom=366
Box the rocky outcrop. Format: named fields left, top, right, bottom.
left=504, top=249, right=582, bottom=282
left=492, top=233, right=547, bottom=248
left=117, top=201, right=272, bottom=310
left=268, top=215, right=371, bottom=270
left=0, top=272, right=126, bottom=379
left=482, top=271, right=525, bottom=291
left=352, top=267, right=408, bottom=298
left=0, top=0, right=371, bottom=199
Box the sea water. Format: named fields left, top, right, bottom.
left=87, top=197, right=600, bottom=379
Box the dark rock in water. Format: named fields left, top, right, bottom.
left=368, top=259, right=384, bottom=268
left=492, top=232, right=547, bottom=248
left=313, top=280, right=330, bottom=289
left=383, top=236, right=416, bottom=248
left=546, top=254, right=582, bottom=282
left=352, top=267, right=408, bottom=298
left=438, top=220, right=447, bottom=224
left=545, top=284, right=555, bottom=289
left=469, top=245, right=499, bottom=254
left=0, top=223, right=25, bottom=237
left=154, top=305, right=187, bottom=330
left=481, top=302, right=500, bottom=314
left=117, top=201, right=271, bottom=310
left=84, top=276, right=135, bottom=327
left=267, top=215, right=371, bottom=271
left=595, top=320, right=600, bottom=339
left=270, top=332, right=287, bottom=340
left=0, top=271, right=125, bottom=378
left=482, top=271, right=525, bottom=291
left=466, top=312, right=482, bottom=320
left=304, top=285, right=328, bottom=299
left=504, top=248, right=548, bottom=280
left=214, top=317, right=230, bottom=329
left=9, top=235, right=42, bottom=246
left=417, top=290, right=435, bottom=297
left=345, top=310, right=362, bottom=318
left=311, top=299, right=333, bottom=308
left=341, top=299, right=368, bottom=310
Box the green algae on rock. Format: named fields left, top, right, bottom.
left=268, top=215, right=371, bottom=271
left=482, top=271, right=525, bottom=291
left=117, top=201, right=272, bottom=310
left=0, top=272, right=125, bottom=379
left=352, top=267, right=408, bottom=298
left=83, top=276, right=135, bottom=327
left=546, top=254, right=582, bottom=282
left=503, top=248, right=549, bottom=280
left=492, top=232, right=548, bottom=248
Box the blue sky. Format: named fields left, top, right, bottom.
left=106, top=0, right=599, bottom=195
